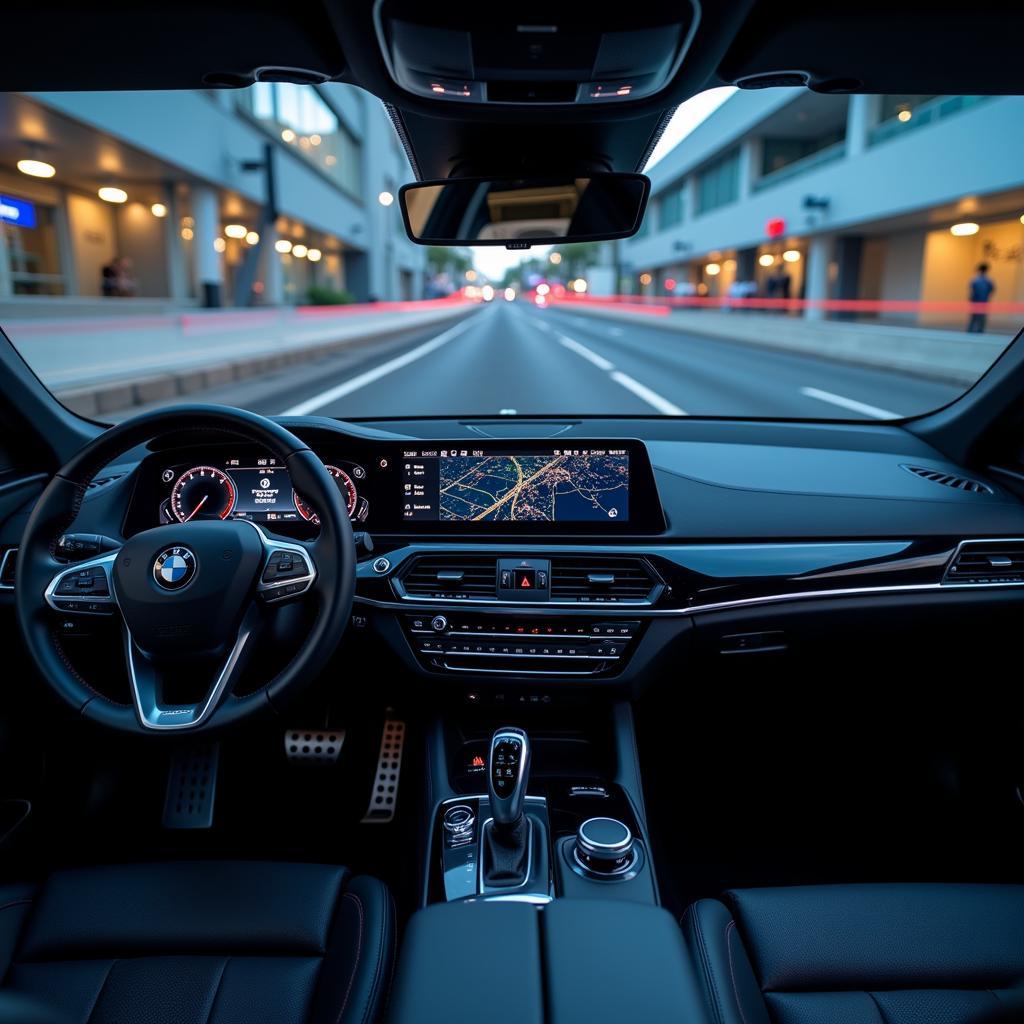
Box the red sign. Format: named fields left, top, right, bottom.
left=766, top=218, right=786, bottom=239
left=664, top=278, right=677, bottom=291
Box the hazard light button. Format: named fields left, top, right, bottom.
left=497, top=558, right=551, bottom=602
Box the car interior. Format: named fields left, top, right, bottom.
left=2, top=3, right=1024, bottom=1023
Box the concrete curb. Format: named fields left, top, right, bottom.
left=55, top=306, right=478, bottom=417
left=557, top=303, right=1014, bottom=387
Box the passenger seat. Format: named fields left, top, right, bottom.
left=683, top=884, right=1024, bottom=1024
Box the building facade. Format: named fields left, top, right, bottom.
left=0, top=83, right=426, bottom=308
left=623, top=92, right=1024, bottom=329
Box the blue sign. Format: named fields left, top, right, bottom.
left=0, top=195, right=37, bottom=229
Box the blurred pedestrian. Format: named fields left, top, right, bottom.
left=967, top=262, right=995, bottom=333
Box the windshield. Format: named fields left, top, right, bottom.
left=2, top=85, right=1022, bottom=422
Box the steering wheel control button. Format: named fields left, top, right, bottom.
left=372, top=557, right=391, bottom=574
left=574, top=817, right=636, bottom=876
left=261, top=549, right=310, bottom=583
left=152, top=546, right=197, bottom=591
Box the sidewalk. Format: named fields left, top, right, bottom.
left=555, top=300, right=1015, bottom=386
left=3, top=299, right=477, bottom=416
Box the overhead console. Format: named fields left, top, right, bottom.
left=374, top=1, right=699, bottom=106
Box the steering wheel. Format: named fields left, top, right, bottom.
left=15, top=406, right=355, bottom=734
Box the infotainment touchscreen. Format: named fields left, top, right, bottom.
left=400, top=446, right=630, bottom=523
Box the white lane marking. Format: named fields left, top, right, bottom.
left=280, top=315, right=479, bottom=415
left=610, top=371, right=686, bottom=416
left=558, top=335, right=615, bottom=371
left=799, top=386, right=902, bottom=420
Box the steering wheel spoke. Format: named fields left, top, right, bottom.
left=251, top=525, right=318, bottom=605
left=124, top=603, right=259, bottom=730
left=44, top=550, right=120, bottom=616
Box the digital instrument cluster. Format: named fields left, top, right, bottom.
left=156, top=455, right=370, bottom=526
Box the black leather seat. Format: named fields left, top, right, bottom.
left=0, top=861, right=394, bottom=1024
left=683, top=884, right=1024, bottom=1024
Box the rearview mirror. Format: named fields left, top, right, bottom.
left=399, top=173, right=649, bottom=247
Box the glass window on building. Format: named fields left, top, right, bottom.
left=658, top=186, right=684, bottom=231
left=2, top=197, right=65, bottom=295
left=871, top=95, right=988, bottom=145
left=239, top=83, right=362, bottom=198
left=761, top=130, right=844, bottom=178
left=696, top=149, right=740, bottom=216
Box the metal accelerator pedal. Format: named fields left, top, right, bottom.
left=284, top=728, right=346, bottom=764
left=362, top=714, right=406, bottom=823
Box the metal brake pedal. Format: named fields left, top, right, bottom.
left=284, top=727, right=346, bottom=764
left=162, top=744, right=219, bottom=829
left=362, top=715, right=405, bottom=824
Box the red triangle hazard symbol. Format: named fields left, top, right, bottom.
left=520, top=575, right=531, bottom=588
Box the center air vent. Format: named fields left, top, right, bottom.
left=398, top=555, right=497, bottom=599
left=549, top=555, right=661, bottom=604
left=944, top=540, right=1024, bottom=584
left=901, top=464, right=993, bottom=495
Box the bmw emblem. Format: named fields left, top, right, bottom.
left=153, top=546, right=197, bottom=590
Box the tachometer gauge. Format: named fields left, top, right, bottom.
left=293, top=465, right=358, bottom=525
left=170, top=466, right=236, bottom=522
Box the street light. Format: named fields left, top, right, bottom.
left=549, top=252, right=562, bottom=265
left=378, top=191, right=395, bottom=207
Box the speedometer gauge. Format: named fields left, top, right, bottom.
left=293, top=465, right=358, bottom=524
left=170, top=466, right=236, bottom=522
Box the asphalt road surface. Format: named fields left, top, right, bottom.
left=145, top=300, right=966, bottom=422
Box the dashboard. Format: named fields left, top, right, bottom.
left=13, top=414, right=1024, bottom=694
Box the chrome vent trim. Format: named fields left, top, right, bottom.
left=901, top=464, right=993, bottom=495
left=549, top=555, right=661, bottom=603
left=0, top=548, right=15, bottom=590
left=397, top=555, right=497, bottom=599
left=943, top=539, right=1024, bottom=584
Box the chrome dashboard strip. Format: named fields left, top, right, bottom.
left=356, top=578, right=1024, bottom=618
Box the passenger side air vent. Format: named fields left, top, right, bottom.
left=944, top=540, right=1024, bottom=584
left=398, top=555, right=497, bottom=600
left=549, top=555, right=661, bottom=604
left=901, top=464, right=993, bottom=495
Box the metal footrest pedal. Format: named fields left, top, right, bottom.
left=162, top=743, right=219, bottom=829
left=284, top=728, right=346, bottom=764
left=362, top=714, right=405, bottom=824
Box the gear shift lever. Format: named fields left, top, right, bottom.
left=483, top=727, right=531, bottom=886
left=488, top=726, right=530, bottom=832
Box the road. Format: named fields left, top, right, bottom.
left=120, top=300, right=965, bottom=421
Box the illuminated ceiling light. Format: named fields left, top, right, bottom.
left=309, top=134, right=322, bottom=146
left=180, top=227, right=194, bottom=240
left=950, top=222, right=979, bottom=237
left=292, top=243, right=308, bottom=258
left=378, top=191, right=395, bottom=207
left=897, top=108, right=912, bottom=123
left=245, top=230, right=260, bottom=245
left=325, top=155, right=337, bottom=166
left=224, top=223, right=248, bottom=239
left=723, top=259, right=737, bottom=271
left=782, top=249, right=801, bottom=263
left=274, top=239, right=293, bottom=254
left=98, top=186, right=127, bottom=203
left=705, top=262, right=722, bottom=276
left=639, top=272, right=652, bottom=286
left=281, top=128, right=296, bottom=143
left=306, top=247, right=322, bottom=262
left=549, top=252, right=562, bottom=265
left=758, top=253, right=776, bottom=267
left=182, top=216, right=194, bottom=228
left=213, top=237, right=226, bottom=252
left=17, top=158, right=56, bottom=178
left=465, top=269, right=477, bottom=281
left=150, top=203, right=168, bottom=218
left=572, top=278, right=587, bottom=293
left=536, top=282, right=550, bottom=296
